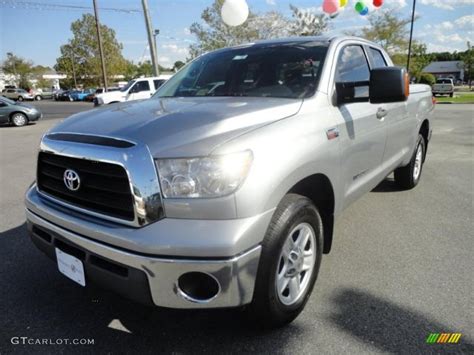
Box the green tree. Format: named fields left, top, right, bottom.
left=461, top=41, right=473, bottom=88
left=173, top=60, right=186, bottom=70
left=1, top=52, right=33, bottom=88
left=410, top=43, right=433, bottom=82
left=55, top=14, right=128, bottom=87
left=419, top=73, right=435, bottom=86
left=351, top=11, right=416, bottom=56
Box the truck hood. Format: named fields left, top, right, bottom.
left=48, top=97, right=303, bottom=157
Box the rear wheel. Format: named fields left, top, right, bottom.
left=35, top=95, right=42, bottom=101
left=11, top=113, right=28, bottom=127
left=394, top=134, right=425, bottom=189
left=247, top=194, right=323, bottom=328
left=17, top=96, right=24, bottom=102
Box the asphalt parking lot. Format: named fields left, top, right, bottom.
left=0, top=102, right=472, bottom=353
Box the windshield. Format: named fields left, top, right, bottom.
left=120, top=80, right=135, bottom=92
left=0, top=96, right=16, bottom=105
left=155, top=43, right=328, bottom=99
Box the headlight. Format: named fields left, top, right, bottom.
left=156, top=150, right=253, bottom=198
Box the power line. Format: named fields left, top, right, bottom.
left=0, top=0, right=141, bottom=14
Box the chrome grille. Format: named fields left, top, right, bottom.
left=37, top=152, right=134, bottom=221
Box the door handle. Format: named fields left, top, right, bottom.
left=376, top=107, right=387, bottom=119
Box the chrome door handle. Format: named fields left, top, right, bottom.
left=376, top=107, right=387, bottom=119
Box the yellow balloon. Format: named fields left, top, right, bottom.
left=340, top=0, right=348, bottom=6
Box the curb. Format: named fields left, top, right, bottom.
left=436, top=102, right=474, bottom=105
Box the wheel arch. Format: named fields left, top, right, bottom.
left=419, top=119, right=430, bottom=161
left=287, top=173, right=335, bottom=254
left=9, top=111, right=28, bottom=122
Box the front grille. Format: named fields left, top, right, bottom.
left=37, top=152, right=135, bottom=221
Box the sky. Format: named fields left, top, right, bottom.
left=0, top=0, right=473, bottom=68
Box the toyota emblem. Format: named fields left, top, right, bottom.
left=63, top=169, right=81, bottom=191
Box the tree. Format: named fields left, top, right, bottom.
left=55, top=14, right=128, bottom=87
left=461, top=41, right=473, bottom=88
left=351, top=11, right=415, bottom=56
left=410, top=43, right=433, bottom=82
left=1, top=52, right=33, bottom=88
left=288, top=5, right=330, bottom=36
left=187, top=1, right=330, bottom=59
left=419, top=73, right=435, bottom=86
left=173, top=60, right=186, bottom=70
left=188, top=0, right=259, bottom=59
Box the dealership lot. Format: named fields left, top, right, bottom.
left=0, top=104, right=472, bottom=353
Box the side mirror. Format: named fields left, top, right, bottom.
left=369, top=67, right=409, bottom=103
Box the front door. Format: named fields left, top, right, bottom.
left=331, top=44, right=387, bottom=208
left=128, top=80, right=152, bottom=101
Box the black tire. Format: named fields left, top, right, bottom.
left=449, top=92, right=454, bottom=98
left=247, top=193, right=323, bottom=328
left=35, top=95, right=42, bottom=101
left=394, top=134, right=426, bottom=189
left=10, top=112, right=28, bottom=127
left=17, top=96, right=24, bottom=102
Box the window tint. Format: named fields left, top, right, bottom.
left=156, top=44, right=328, bottom=99
left=134, top=80, right=150, bottom=92
left=436, top=79, right=452, bottom=84
left=335, top=45, right=370, bottom=99
left=153, top=79, right=166, bottom=90
left=369, top=48, right=387, bottom=68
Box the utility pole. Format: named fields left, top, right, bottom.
left=407, top=0, right=417, bottom=72
left=141, top=0, right=160, bottom=76
left=93, top=0, right=108, bottom=90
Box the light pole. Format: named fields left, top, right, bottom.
left=93, top=0, right=108, bottom=90
left=407, top=0, right=417, bottom=72
left=141, top=0, right=160, bottom=76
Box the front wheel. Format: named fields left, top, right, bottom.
left=247, top=194, right=323, bottom=328
left=35, top=95, right=42, bottom=101
left=394, top=134, right=426, bottom=189
left=11, top=113, right=28, bottom=127
left=17, top=96, right=24, bottom=102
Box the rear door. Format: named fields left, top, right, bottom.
left=331, top=44, right=387, bottom=207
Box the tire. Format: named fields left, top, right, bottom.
left=247, top=193, right=323, bottom=328
left=69, top=96, right=74, bottom=102
left=449, top=93, right=454, bottom=98
left=394, top=134, right=426, bottom=189
left=11, top=112, right=28, bottom=127
left=35, top=95, right=42, bottom=101
left=17, top=96, right=24, bottom=102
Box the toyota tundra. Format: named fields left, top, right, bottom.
left=25, top=36, right=434, bottom=328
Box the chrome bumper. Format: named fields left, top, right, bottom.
left=26, top=209, right=262, bottom=309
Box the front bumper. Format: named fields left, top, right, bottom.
left=25, top=187, right=269, bottom=309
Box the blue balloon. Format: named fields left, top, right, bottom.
left=359, top=6, right=369, bottom=15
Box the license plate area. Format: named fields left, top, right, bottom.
left=55, top=248, right=86, bottom=286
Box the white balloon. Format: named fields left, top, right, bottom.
left=221, top=0, right=249, bottom=27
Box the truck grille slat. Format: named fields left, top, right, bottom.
left=37, top=152, right=135, bottom=221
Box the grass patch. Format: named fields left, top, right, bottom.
left=435, top=92, right=474, bottom=103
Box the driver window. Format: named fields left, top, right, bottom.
left=335, top=45, right=370, bottom=99
left=133, top=81, right=150, bottom=93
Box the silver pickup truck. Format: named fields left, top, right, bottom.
left=25, top=36, right=434, bottom=328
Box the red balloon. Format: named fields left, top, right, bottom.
left=373, top=0, right=383, bottom=7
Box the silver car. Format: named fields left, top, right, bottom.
left=2, top=88, right=34, bottom=101
left=25, top=36, right=434, bottom=327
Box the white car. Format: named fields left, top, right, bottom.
left=94, top=75, right=172, bottom=106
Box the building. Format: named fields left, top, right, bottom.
left=423, top=61, right=465, bottom=81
